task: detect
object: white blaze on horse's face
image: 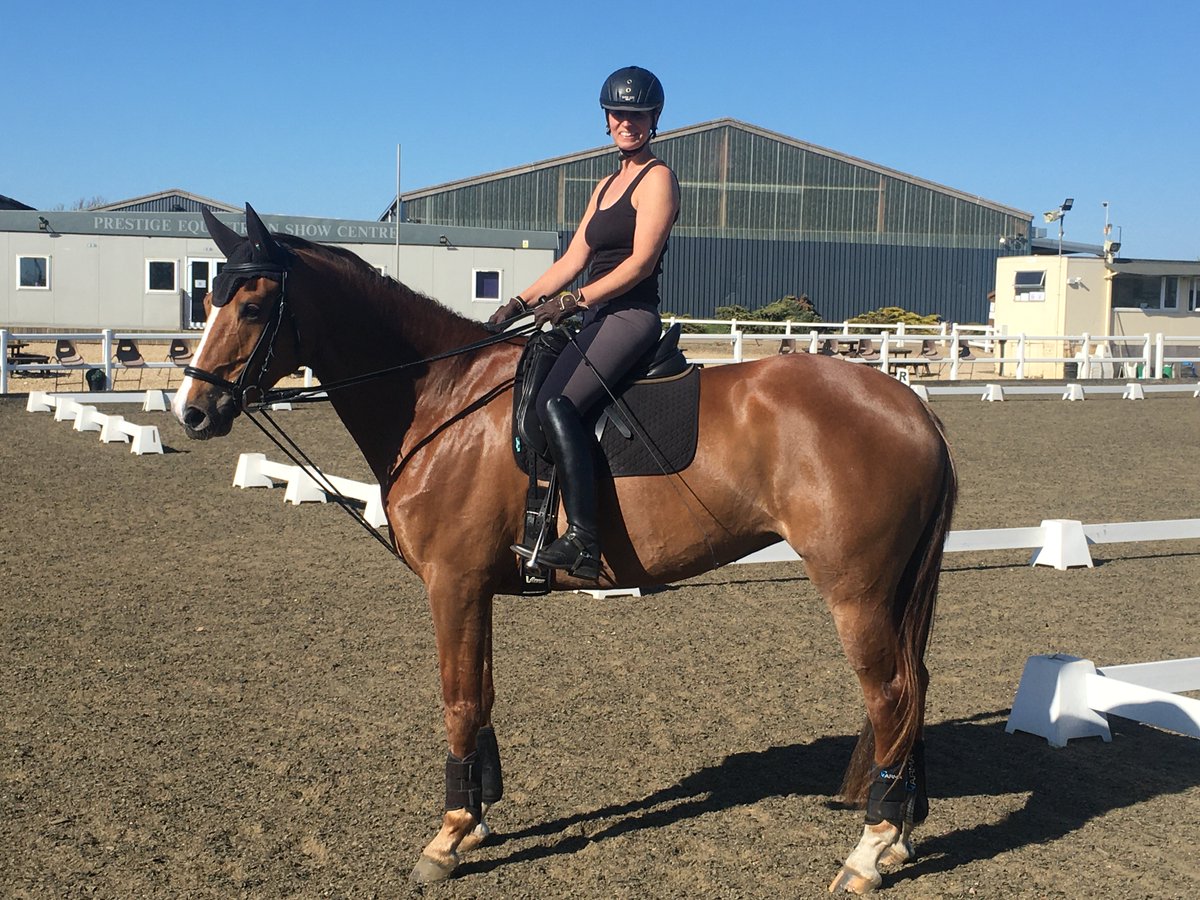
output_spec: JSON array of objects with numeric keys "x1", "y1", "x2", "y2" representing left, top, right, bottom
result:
[{"x1": 171, "y1": 299, "x2": 218, "y2": 424}]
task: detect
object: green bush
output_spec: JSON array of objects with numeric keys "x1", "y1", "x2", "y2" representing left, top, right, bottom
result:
[{"x1": 848, "y1": 306, "x2": 941, "y2": 326}]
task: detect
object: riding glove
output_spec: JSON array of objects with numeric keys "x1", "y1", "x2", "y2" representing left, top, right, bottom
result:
[
  {"x1": 486, "y1": 295, "x2": 529, "y2": 326},
  {"x1": 532, "y1": 291, "x2": 586, "y2": 328}
]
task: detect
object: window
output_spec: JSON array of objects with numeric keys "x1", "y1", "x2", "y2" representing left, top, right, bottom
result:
[
  {"x1": 1162, "y1": 276, "x2": 1179, "y2": 311},
  {"x1": 1189, "y1": 277, "x2": 1200, "y2": 313},
  {"x1": 472, "y1": 268, "x2": 502, "y2": 303},
  {"x1": 1013, "y1": 269, "x2": 1046, "y2": 302},
  {"x1": 17, "y1": 255, "x2": 50, "y2": 289},
  {"x1": 146, "y1": 259, "x2": 177, "y2": 292},
  {"x1": 1112, "y1": 274, "x2": 1181, "y2": 310}
]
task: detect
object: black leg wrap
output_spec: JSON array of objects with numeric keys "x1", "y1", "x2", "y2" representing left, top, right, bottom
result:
[
  {"x1": 864, "y1": 740, "x2": 927, "y2": 827},
  {"x1": 476, "y1": 725, "x2": 504, "y2": 804},
  {"x1": 444, "y1": 751, "x2": 482, "y2": 820}
]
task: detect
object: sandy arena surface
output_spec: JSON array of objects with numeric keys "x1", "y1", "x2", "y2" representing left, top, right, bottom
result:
[{"x1": 1, "y1": 389, "x2": 1198, "y2": 898}]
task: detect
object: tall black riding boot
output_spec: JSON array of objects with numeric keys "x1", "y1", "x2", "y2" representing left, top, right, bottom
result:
[{"x1": 534, "y1": 396, "x2": 601, "y2": 580}]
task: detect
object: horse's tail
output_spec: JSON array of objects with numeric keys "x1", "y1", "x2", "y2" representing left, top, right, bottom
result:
[{"x1": 840, "y1": 407, "x2": 957, "y2": 805}]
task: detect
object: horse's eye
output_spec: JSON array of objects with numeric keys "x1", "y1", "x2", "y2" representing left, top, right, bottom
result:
[{"x1": 240, "y1": 302, "x2": 262, "y2": 320}]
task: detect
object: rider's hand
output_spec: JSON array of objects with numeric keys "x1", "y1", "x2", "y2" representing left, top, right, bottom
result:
[
  {"x1": 532, "y1": 291, "x2": 586, "y2": 328},
  {"x1": 486, "y1": 296, "x2": 529, "y2": 326}
]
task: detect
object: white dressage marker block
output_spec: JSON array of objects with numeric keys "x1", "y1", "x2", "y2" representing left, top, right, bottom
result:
[
  {"x1": 54, "y1": 398, "x2": 83, "y2": 422},
  {"x1": 126, "y1": 423, "x2": 163, "y2": 455},
  {"x1": 100, "y1": 415, "x2": 130, "y2": 444},
  {"x1": 1008, "y1": 654, "x2": 1200, "y2": 747},
  {"x1": 1122, "y1": 382, "x2": 1145, "y2": 400},
  {"x1": 1007, "y1": 654, "x2": 1112, "y2": 747},
  {"x1": 284, "y1": 467, "x2": 332, "y2": 506},
  {"x1": 72, "y1": 404, "x2": 105, "y2": 433},
  {"x1": 26, "y1": 391, "x2": 55, "y2": 413},
  {"x1": 142, "y1": 389, "x2": 169, "y2": 411},
  {"x1": 232, "y1": 453, "x2": 385, "y2": 526},
  {"x1": 1030, "y1": 519, "x2": 1093, "y2": 570},
  {"x1": 232, "y1": 453, "x2": 322, "y2": 503},
  {"x1": 1061, "y1": 383, "x2": 1085, "y2": 401},
  {"x1": 94, "y1": 413, "x2": 162, "y2": 454},
  {"x1": 233, "y1": 452, "x2": 277, "y2": 488},
  {"x1": 981, "y1": 384, "x2": 1005, "y2": 402},
  {"x1": 578, "y1": 587, "x2": 643, "y2": 599},
  {"x1": 909, "y1": 383, "x2": 929, "y2": 401}
]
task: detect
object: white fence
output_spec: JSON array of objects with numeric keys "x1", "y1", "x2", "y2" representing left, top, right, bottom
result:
[
  {"x1": 5, "y1": 323, "x2": 1199, "y2": 394},
  {"x1": 653, "y1": 321, "x2": 1200, "y2": 383},
  {"x1": 0, "y1": 328, "x2": 317, "y2": 395}
]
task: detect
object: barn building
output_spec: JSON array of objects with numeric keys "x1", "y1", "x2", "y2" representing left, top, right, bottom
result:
[
  {"x1": 0, "y1": 190, "x2": 556, "y2": 331},
  {"x1": 387, "y1": 119, "x2": 1033, "y2": 324}
]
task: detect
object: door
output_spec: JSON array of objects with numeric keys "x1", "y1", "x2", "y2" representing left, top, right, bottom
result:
[{"x1": 186, "y1": 258, "x2": 224, "y2": 328}]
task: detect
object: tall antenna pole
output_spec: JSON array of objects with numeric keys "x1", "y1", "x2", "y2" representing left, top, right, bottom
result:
[{"x1": 394, "y1": 143, "x2": 402, "y2": 278}]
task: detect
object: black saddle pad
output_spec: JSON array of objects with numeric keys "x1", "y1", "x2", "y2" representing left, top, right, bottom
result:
[
  {"x1": 514, "y1": 365, "x2": 701, "y2": 479},
  {"x1": 593, "y1": 367, "x2": 700, "y2": 477}
]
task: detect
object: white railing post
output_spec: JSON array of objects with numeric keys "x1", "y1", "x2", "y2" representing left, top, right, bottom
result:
[
  {"x1": 732, "y1": 329, "x2": 744, "y2": 363},
  {"x1": 807, "y1": 329, "x2": 819, "y2": 354},
  {"x1": 102, "y1": 328, "x2": 115, "y2": 388},
  {"x1": 1016, "y1": 333, "x2": 1027, "y2": 380},
  {"x1": 1079, "y1": 333, "x2": 1091, "y2": 379},
  {"x1": 949, "y1": 324, "x2": 961, "y2": 380},
  {"x1": 0, "y1": 328, "x2": 9, "y2": 395},
  {"x1": 879, "y1": 331, "x2": 890, "y2": 372},
  {"x1": 1155, "y1": 332, "x2": 1166, "y2": 379}
]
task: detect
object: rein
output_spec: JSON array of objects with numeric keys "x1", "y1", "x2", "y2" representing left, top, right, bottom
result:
[{"x1": 183, "y1": 267, "x2": 538, "y2": 561}]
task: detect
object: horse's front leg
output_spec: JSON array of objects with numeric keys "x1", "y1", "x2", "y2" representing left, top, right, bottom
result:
[{"x1": 410, "y1": 578, "x2": 495, "y2": 884}]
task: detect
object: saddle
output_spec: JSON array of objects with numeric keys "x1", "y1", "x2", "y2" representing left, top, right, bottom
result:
[
  {"x1": 509, "y1": 322, "x2": 701, "y2": 595},
  {"x1": 511, "y1": 322, "x2": 700, "y2": 477}
]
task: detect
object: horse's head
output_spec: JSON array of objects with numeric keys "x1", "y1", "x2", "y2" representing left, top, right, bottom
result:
[{"x1": 173, "y1": 204, "x2": 302, "y2": 439}]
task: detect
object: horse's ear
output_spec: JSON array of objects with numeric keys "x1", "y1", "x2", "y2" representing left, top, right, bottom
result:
[
  {"x1": 202, "y1": 207, "x2": 244, "y2": 257},
  {"x1": 244, "y1": 203, "x2": 286, "y2": 263}
]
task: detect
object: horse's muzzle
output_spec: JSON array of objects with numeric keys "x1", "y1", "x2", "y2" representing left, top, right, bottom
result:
[{"x1": 178, "y1": 392, "x2": 239, "y2": 440}]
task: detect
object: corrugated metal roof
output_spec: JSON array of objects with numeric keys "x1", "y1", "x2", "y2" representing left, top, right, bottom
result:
[
  {"x1": 94, "y1": 189, "x2": 240, "y2": 214},
  {"x1": 386, "y1": 118, "x2": 1030, "y2": 221}
]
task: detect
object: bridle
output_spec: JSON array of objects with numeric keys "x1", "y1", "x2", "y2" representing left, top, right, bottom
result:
[
  {"x1": 182, "y1": 258, "x2": 297, "y2": 412},
  {"x1": 180, "y1": 251, "x2": 538, "y2": 560}
]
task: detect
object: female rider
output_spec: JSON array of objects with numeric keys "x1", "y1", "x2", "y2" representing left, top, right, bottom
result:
[{"x1": 488, "y1": 65, "x2": 680, "y2": 581}]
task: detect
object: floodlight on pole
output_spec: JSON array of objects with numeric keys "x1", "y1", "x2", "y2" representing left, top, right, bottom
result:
[{"x1": 1041, "y1": 198, "x2": 1073, "y2": 256}]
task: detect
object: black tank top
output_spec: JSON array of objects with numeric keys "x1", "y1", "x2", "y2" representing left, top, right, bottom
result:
[{"x1": 585, "y1": 159, "x2": 670, "y2": 308}]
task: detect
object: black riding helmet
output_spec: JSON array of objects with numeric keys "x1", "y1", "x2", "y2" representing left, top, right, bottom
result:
[{"x1": 599, "y1": 66, "x2": 664, "y2": 136}]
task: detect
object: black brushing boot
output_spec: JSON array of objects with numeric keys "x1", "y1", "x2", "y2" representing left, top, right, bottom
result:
[{"x1": 528, "y1": 395, "x2": 601, "y2": 580}]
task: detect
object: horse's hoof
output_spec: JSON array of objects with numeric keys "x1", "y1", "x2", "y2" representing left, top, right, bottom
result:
[
  {"x1": 456, "y1": 820, "x2": 492, "y2": 854},
  {"x1": 409, "y1": 852, "x2": 458, "y2": 884},
  {"x1": 828, "y1": 865, "x2": 882, "y2": 894}
]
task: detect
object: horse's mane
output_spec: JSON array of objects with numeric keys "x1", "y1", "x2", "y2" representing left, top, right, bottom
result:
[{"x1": 273, "y1": 232, "x2": 486, "y2": 336}]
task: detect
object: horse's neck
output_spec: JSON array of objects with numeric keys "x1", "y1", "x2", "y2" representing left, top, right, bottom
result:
[{"x1": 299, "y1": 263, "x2": 496, "y2": 481}]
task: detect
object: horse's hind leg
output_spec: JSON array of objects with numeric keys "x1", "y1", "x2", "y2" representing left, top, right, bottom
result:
[{"x1": 816, "y1": 578, "x2": 928, "y2": 894}]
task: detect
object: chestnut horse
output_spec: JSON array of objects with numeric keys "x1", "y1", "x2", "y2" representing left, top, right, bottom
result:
[{"x1": 174, "y1": 205, "x2": 956, "y2": 894}]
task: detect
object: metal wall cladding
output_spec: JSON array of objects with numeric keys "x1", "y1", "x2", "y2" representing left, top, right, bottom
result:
[
  {"x1": 401, "y1": 121, "x2": 1028, "y2": 321},
  {"x1": 560, "y1": 231, "x2": 997, "y2": 323}
]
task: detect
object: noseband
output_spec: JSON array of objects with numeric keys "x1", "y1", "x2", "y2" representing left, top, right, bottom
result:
[{"x1": 183, "y1": 258, "x2": 298, "y2": 411}]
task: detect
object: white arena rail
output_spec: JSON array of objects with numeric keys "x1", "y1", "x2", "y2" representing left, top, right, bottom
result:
[
  {"x1": 34, "y1": 395, "x2": 164, "y2": 454},
  {"x1": 738, "y1": 518, "x2": 1200, "y2": 570},
  {"x1": 233, "y1": 453, "x2": 387, "y2": 528},
  {"x1": 1006, "y1": 654, "x2": 1200, "y2": 746}
]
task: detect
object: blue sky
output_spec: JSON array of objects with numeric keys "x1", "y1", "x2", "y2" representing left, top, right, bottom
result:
[{"x1": 4, "y1": 1, "x2": 1197, "y2": 259}]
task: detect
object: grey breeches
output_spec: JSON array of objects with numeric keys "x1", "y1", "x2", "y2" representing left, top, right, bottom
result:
[{"x1": 535, "y1": 306, "x2": 661, "y2": 421}]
